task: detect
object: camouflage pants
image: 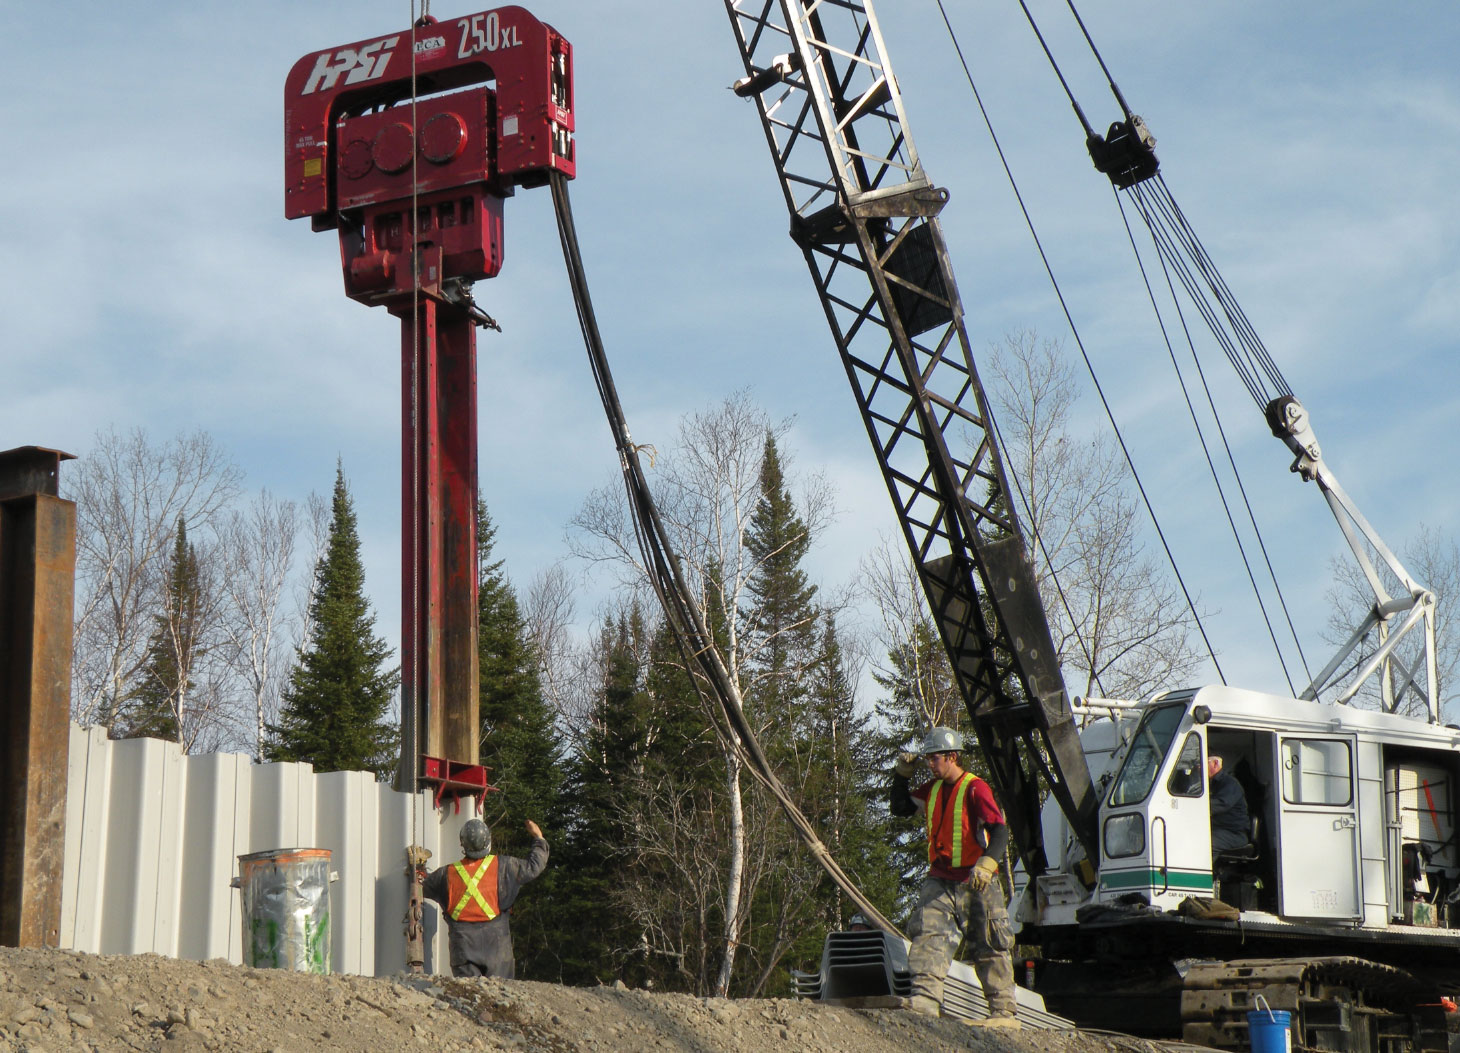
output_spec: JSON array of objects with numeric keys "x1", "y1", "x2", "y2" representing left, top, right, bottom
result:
[{"x1": 906, "y1": 875, "x2": 1017, "y2": 1017}]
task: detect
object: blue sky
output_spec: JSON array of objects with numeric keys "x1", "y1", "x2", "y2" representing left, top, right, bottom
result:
[{"x1": 5, "y1": 1, "x2": 1457, "y2": 701}]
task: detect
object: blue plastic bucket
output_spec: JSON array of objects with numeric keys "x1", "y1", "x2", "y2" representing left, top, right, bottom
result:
[{"x1": 1247, "y1": 1008, "x2": 1292, "y2": 1053}]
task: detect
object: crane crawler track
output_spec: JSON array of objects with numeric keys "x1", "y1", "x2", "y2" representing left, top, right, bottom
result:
[{"x1": 1180, "y1": 957, "x2": 1457, "y2": 1052}]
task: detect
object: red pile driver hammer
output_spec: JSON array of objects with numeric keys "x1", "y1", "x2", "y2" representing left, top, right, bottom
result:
[{"x1": 284, "y1": 8, "x2": 574, "y2": 800}]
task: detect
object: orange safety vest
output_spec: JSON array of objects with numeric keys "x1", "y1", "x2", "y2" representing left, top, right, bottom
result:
[
  {"x1": 447, "y1": 856, "x2": 501, "y2": 922},
  {"x1": 925, "y1": 772, "x2": 983, "y2": 868}
]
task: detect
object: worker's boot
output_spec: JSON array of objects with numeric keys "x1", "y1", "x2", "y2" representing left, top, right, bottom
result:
[
  {"x1": 968, "y1": 1014, "x2": 1021, "y2": 1030},
  {"x1": 907, "y1": 995, "x2": 941, "y2": 1017}
]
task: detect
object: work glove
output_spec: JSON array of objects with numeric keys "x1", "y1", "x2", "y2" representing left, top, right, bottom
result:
[
  {"x1": 968, "y1": 854, "x2": 1000, "y2": 892},
  {"x1": 893, "y1": 752, "x2": 919, "y2": 779}
]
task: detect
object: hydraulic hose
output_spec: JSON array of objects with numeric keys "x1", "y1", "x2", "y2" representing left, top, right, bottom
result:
[{"x1": 548, "y1": 170, "x2": 903, "y2": 939}]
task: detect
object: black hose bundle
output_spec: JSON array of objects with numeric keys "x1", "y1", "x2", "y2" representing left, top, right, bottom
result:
[{"x1": 548, "y1": 171, "x2": 901, "y2": 937}]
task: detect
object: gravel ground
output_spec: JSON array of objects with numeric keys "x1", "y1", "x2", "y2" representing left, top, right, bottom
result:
[{"x1": 0, "y1": 947, "x2": 1178, "y2": 1053}]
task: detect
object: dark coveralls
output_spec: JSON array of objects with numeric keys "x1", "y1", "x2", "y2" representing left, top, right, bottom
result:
[
  {"x1": 1209, "y1": 770, "x2": 1251, "y2": 853},
  {"x1": 423, "y1": 835, "x2": 549, "y2": 978}
]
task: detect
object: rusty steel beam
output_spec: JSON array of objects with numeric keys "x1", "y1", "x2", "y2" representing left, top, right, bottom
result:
[
  {"x1": 0, "y1": 446, "x2": 76, "y2": 949},
  {"x1": 397, "y1": 300, "x2": 481, "y2": 781}
]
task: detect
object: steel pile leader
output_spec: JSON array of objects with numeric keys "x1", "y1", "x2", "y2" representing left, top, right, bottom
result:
[{"x1": 283, "y1": 8, "x2": 573, "y2": 797}]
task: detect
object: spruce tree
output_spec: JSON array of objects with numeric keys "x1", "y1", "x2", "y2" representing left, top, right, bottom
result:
[
  {"x1": 742, "y1": 432, "x2": 818, "y2": 714},
  {"x1": 564, "y1": 607, "x2": 729, "y2": 993},
  {"x1": 803, "y1": 618, "x2": 899, "y2": 926},
  {"x1": 473, "y1": 499, "x2": 566, "y2": 980},
  {"x1": 561, "y1": 611, "x2": 654, "y2": 986},
  {"x1": 118, "y1": 518, "x2": 204, "y2": 743},
  {"x1": 738, "y1": 433, "x2": 852, "y2": 995},
  {"x1": 266, "y1": 465, "x2": 398, "y2": 775},
  {"x1": 639, "y1": 617, "x2": 728, "y2": 993}
]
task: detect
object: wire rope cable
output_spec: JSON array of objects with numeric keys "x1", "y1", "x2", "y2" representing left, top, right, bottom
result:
[
  {"x1": 548, "y1": 170, "x2": 902, "y2": 938},
  {"x1": 1132, "y1": 178, "x2": 1292, "y2": 407},
  {"x1": 932, "y1": 0, "x2": 1225, "y2": 682},
  {"x1": 1010, "y1": 0, "x2": 1096, "y2": 138},
  {"x1": 989, "y1": 0, "x2": 1309, "y2": 686},
  {"x1": 1113, "y1": 173, "x2": 1308, "y2": 679},
  {"x1": 407, "y1": 0, "x2": 424, "y2": 850},
  {"x1": 1115, "y1": 188, "x2": 1314, "y2": 689},
  {"x1": 1059, "y1": 0, "x2": 1137, "y2": 122},
  {"x1": 1112, "y1": 192, "x2": 1303, "y2": 695},
  {"x1": 1016, "y1": 0, "x2": 1295, "y2": 419}
]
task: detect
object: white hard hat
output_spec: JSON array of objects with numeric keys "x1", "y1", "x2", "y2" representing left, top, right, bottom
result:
[{"x1": 919, "y1": 726, "x2": 964, "y2": 755}]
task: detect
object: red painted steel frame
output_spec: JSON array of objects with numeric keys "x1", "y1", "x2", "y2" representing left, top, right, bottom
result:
[{"x1": 397, "y1": 300, "x2": 480, "y2": 773}]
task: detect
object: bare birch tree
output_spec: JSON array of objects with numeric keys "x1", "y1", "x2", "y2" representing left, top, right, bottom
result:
[
  {"x1": 218, "y1": 490, "x2": 302, "y2": 757},
  {"x1": 859, "y1": 537, "x2": 962, "y2": 733},
  {"x1": 167, "y1": 532, "x2": 249, "y2": 754},
  {"x1": 984, "y1": 330, "x2": 1202, "y2": 700},
  {"x1": 523, "y1": 562, "x2": 591, "y2": 734},
  {"x1": 289, "y1": 490, "x2": 332, "y2": 660},
  {"x1": 67, "y1": 427, "x2": 243, "y2": 732},
  {"x1": 113, "y1": 517, "x2": 249, "y2": 753}
]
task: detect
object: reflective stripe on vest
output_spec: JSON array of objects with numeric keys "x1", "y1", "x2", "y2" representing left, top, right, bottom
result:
[
  {"x1": 449, "y1": 856, "x2": 499, "y2": 922},
  {"x1": 925, "y1": 772, "x2": 978, "y2": 868}
]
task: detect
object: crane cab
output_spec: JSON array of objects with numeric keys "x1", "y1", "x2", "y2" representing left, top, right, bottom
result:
[{"x1": 1020, "y1": 685, "x2": 1460, "y2": 948}]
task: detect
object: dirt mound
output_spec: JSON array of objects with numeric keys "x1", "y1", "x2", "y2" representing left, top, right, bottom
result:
[{"x1": 0, "y1": 946, "x2": 1160, "y2": 1052}]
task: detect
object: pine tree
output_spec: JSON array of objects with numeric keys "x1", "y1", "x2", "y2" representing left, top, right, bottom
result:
[
  {"x1": 117, "y1": 518, "x2": 204, "y2": 743},
  {"x1": 473, "y1": 499, "x2": 566, "y2": 980},
  {"x1": 477, "y1": 500, "x2": 562, "y2": 826},
  {"x1": 743, "y1": 615, "x2": 901, "y2": 996},
  {"x1": 562, "y1": 606, "x2": 731, "y2": 993},
  {"x1": 638, "y1": 618, "x2": 729, "y2": 993},
  {"x1": 737, "y1": 433, "x2": 866, "y2": 995},
  {"x1": 266, "y1": 465, "x2": 398, "y2": 775}
]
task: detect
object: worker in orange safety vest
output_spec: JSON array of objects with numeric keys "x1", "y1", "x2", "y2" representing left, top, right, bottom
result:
[
  {"x1": 421, "y1": 818, "x2": 548, "y2": 978},
  {"x1": 890, "y1": 726, "x2": 1019, "y2": 1028}
]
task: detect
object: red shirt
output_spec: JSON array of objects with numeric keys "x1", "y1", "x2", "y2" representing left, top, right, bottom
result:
[{"x1": 911, "y1": 773, "x2": 1004, "y2": 882}]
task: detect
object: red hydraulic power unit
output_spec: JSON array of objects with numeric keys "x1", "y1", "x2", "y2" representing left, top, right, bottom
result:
[{"x1": 284, "y1": 9, "x2": 574, "y2": 804}]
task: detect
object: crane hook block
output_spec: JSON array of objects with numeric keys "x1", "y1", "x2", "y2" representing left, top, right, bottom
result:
[
  {"x1": 1086, "y1": 115, "x2": 1158, "y2": 189},
  {"x1": 284, "y1": 7, "x2": 574, "y2": 304}
]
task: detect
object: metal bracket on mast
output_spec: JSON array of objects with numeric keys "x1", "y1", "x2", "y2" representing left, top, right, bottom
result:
[{"x1": 790, "y1": 181, "x2": 948, "y2": 248}]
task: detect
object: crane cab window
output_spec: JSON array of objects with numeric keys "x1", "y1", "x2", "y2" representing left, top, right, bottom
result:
[
  {"x1": 1281, "y1": 739, "x2": 1352, "y2": 806},
  {"x1": 1167, "y1": 733, "x2": 1204, "y2": 798},
  {"x1": 1110, "y1": 705, "x2": 1184, "y2": 807}
]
